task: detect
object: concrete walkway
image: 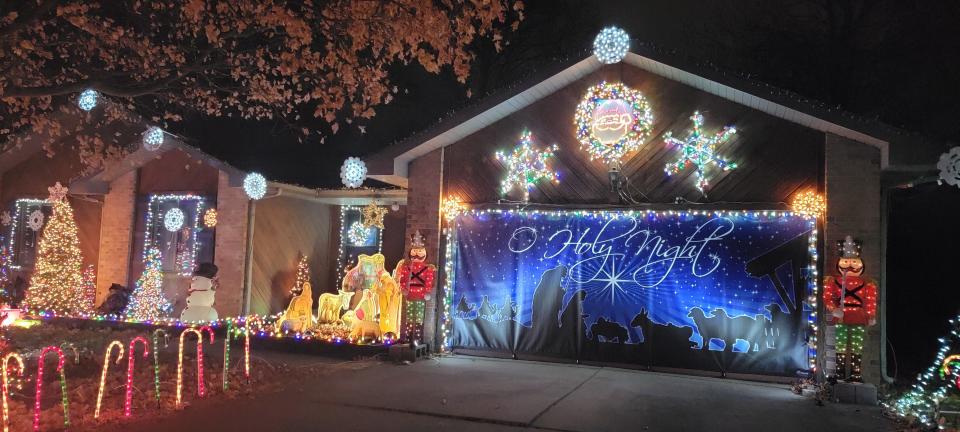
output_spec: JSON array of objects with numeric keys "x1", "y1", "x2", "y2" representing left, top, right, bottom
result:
[{"x1": 101, "y1": 355, "x2": 893, "y2": 432}]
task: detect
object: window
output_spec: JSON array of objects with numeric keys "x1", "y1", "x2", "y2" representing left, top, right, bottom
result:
[
  {"x1": 7, "y1": 199, "x2": 52, "y2": 270},
  {"x1": 143, "y1": 194, "x2": 214, "y2": 276}
]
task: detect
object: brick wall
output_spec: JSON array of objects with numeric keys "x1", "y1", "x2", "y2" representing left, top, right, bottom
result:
[
  {"x1": 404, "y1": 148, "x2": 444, "y2": 349},
  {"x1": 824, "y1": 133, "x2": 883, "y2": 383},
  {"x1": 214, "y1": 172, "x2": 249, "y2": 316},
  {"x1": 95, "y1": 170, "x2": 136, "y2": 304}
]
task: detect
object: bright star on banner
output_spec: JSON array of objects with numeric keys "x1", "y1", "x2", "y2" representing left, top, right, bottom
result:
[
  {"x1": 663, "y1": 111, "x2": 738, "y2": 194},
  {"x1": 495, "y1": 130, "x2": 559, "y2": 202}
]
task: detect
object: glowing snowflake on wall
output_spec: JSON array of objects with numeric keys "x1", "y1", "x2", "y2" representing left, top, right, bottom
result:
[
  {"x1": 27, "y1": 210, "x2": 44, "y2": 231},
  {"x1": 203, "y1": 208, "x2": 218, "y2": 228},
  {"x1": 163, "y1": 208, "x2": 185, "y2": 232},
  {"x1": 593, "y1": 27, "x2": 630, "y2": 64},
  {"x1": 575, "y1": 82, "x2": 654, "y2": 166},
  {"x1": 938, "y1": 146, "x2": 960, "y2": 188},
  {"x1": 663, "y1": 111, "x2": 738, "y2": 193},
  {"x1": 495, "y1": 130, "x2": 559, "y2": 202},
  {"x1": 77, "y1": 89, "x2": 99, "y2": 111},
  {"x1": 791, "y1": 190, "x2": 826, "y2": 219},
  {"x1": 243, "y1": 173, "x2": 267, "y2": 200},
  {"x1": 143, "y1": 126, "x2": 165, "y2": 151},
  {"x1": 347, "y1": 221, "x2": 371, "y2": 246},
  {"x1": 340, "y1": 157, "x2": 367, "y2": 188}
]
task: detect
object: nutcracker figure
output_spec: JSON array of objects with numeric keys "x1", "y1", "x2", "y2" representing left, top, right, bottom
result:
[
  {"x1": 393, "y1": 231, "x2": 436, "y2": 344},
  {"x1": 824, "y1": 236, "x2": 877, "y2": 381}
]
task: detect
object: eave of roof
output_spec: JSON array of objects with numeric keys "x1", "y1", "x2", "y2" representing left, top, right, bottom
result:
[{"x1": 365, "y1": 44, "x2": 917, "y2": 188}]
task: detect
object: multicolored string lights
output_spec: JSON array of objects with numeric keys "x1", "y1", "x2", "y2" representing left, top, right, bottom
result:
[
  {"x1": 2, "y1": 353, "x2": 24, "y2": 432},
  {"x1": 125, "y1": 336, "x2": 149, "y2": 417},
  {"x1": 495, "y1": 130, "x2": 559, "y2": 202},
  {"x1": 95, "y1": 341, "x2": 124, "y2": 419},
  {"x1": 663, "y1": 111, "x2": 738, "y2": 193},
  {"x1": 575, "y1": 81, "x2": 654, "y2": 166},
  {"x1": 33, "y1": 346, "x2": 70, "y2": 431}
]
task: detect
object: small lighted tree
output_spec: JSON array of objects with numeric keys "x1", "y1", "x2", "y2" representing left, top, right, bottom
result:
[
  {"x1": 81, "y1": 265, "x2": 97, "y2": 313},
  {"x1": 125, "y1": 248, "x2": 171, "y2": 320},
  {"x1": 292, "y1": 255, "x2": 311, "y2": 296},
  {"x1": 0, "y1": 246, "x2": 12, "y2": 306},
  {"x1": 22, "y1": 183, "x2": 86, "y2": 315}
]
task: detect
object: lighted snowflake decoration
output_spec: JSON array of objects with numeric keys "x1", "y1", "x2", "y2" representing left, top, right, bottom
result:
[
  {"x1": 47, "y1": 182, "x2": 69, "y2": 202},
  {"x1": 593, "y1": 26, "x2": 630, "y2": 64},
  {"x1": 937, "y1": 146, "x2": 960, "y2": 188},
  {"x1": 203, "y1": 208, "x2": 218, "y2": 228},
  {"x1": 347, "y1": 221, "x2": 371, "y2": 246},
  {"x1": 142, "y1": 126, "x2": 165, "y2": 151},
  {"x1": 495, "y1": 130, "x2": 559, "y2": 202},
  {"x1": 575, "y1": 82, "x2": 654, "y2": 165},
  {"x1": 163, "y1": 208, "x2": 185, "y2": 232},
  {"x1": 243, "y1": 172, "x2": 267, "y2": 200},
  {"x1": 77, "y1": 89, "x2": 99, "y2": 111},
  {"x1": 27, "y1": 210, "x2": 44, "y2": 232},
  {"x1": 791, "y1": 190, "x2": 826, "y2": 219},
  {"x1": 0, "y1": 211, "x2": 11, "y2": 227},
  {"x1": 441, "y1": 196, "x2": 465, "y2": 224},
  {"x1": 340, "y1": 157, "x2": 367, "y2": 188},
  {"x1": 361, "y1": 202, "x2": 387, "y2": 229},
  {"x1": 663, "y1": 111, "x2": 738, "y2": 193}
]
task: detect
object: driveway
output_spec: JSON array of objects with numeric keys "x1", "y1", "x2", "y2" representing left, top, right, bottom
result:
[{"x1": 101, "y1": 354, "x2": 893, "y2": 432}]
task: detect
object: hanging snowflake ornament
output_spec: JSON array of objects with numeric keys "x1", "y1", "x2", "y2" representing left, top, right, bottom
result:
[
  {"x1": 163, "y1": 208, "x2": 185, "y2": 232},
  {"x1": 47, "y1": 182, "x2": 69, "y2": 202},
  {"x1": 937, "y1": 146, "x2": 960, "y2": 188},
  {"x1": 340, "y1": 157, "x2": 367, "y2": 188},
  {"x1": 243, "y1": 173, "x2": 267, "y2": 200},
  {"x1": 593, "y1": 26, "x2": 630, "y2": 64},
  {"x1": 361, "y1": 202, "x2": 387, "y2": 229},
  {"x1": 663, "y1": 111, "x2": 738, "y2": 194},
  {"x1": 495, "y1": 130, "x2": 560, "y2": 202},
  {"x1": 575, "y1": 82, "x2": 654, "y2": 166},
  {"x1": 142, "y1": 126, "x2": 165, "y2": 151},
  {"x1": 347, "y1": 221, "x2": 371, "y2": 246},
  {"x1": 27, "y1": 210, "x2": 44, "y2": 232},
  {"x1": 0, "y1": 211, "x2": 11, "y2": 227},
  {"x1": 77, "y1": 89, "x2": 99, "y2": 111}
]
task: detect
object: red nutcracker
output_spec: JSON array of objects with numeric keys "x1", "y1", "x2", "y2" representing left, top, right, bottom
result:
[
  {"x1": 823, "y1": 236, "x2": 877, "y2": 381},
  {"x1": 393, "y1": 231, "x2": 436, "y2": 344}
]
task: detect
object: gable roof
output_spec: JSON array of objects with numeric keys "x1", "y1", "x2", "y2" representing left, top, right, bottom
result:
[{"x1": 365, "y1": 44, "x2": 923, "y2": 188}]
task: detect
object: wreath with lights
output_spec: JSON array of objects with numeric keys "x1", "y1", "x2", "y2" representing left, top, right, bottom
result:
[{"x1": 574, "y1": 82, "x2": 653, "y2": 165}]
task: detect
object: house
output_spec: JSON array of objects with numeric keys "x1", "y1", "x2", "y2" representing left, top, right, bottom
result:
[
  {"x1": 363, "y1": 42, "x2": 941, "y2": 383},
  {"x1": 1, "y1": 106, "x2": 407, "y2": 320}
]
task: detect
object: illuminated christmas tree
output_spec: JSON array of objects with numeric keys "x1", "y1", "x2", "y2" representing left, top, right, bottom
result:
[
  {"x1": 125, "y1": 247, "x2": 171, "y2": 320},
  {"x1": 22, "y1": 183, "x2": 86, "y2": 315},
  {"x1": 81, "y1": 265, "x2": 96, "y2": 313},
  {"x1": 292, "y1": 255, "x2": 311, "y2": 295}
]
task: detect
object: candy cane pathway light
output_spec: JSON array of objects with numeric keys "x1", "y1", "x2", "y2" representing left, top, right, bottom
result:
[
  {"x1": 33, "y1": 346, "x2": 70, "y2": 431},
  {"x1": 2, "y1": 353, "x2": 24, "y2": 432},
  {"x1": 177, "y1": 327, "x2": 215, "y2": 407},
  {"x1": 95, "y1": 341, "x2": 124, "y2": 419},
  {"x1": 125, "y1": 336, "x2": 149, "y2": 417}
]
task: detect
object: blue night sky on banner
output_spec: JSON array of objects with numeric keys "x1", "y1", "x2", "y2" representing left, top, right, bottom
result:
[{"x1": 453, "y1": 210, "x2": 816, "y2": 342}]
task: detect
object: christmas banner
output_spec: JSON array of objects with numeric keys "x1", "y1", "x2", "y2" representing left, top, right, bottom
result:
[{"x1": 450, "y1": 210, "x2": 817, "y2": 376}]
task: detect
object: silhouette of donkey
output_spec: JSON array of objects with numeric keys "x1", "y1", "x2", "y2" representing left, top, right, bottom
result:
[{"x1": 590, "y1": 317, "x2": 629, "y2": 343}]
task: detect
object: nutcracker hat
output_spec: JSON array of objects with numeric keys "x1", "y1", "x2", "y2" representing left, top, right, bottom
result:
[
  {"x1": 836, "y1": 235, "x2": 861, "y2": 259},
  {"x1": 411, "y1": 230, "x2": 426, "y2": 248}
]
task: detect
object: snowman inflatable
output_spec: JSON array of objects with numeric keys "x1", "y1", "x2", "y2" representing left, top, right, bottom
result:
[{"x1": 180, "y1": 263, "x2": 219, "y2": 322}]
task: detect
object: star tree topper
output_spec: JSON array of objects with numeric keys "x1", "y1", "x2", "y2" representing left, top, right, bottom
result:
[
  {"x1": 663, "y1": 112, "x2": 738, "y2": 193},
  {"x1": 47, "y1": 182, "x2": 69, "y2": 202},
  {"x1": 495, "y1": 130, "x2": 559, "y2": 202},
  {"x1": 361, "y1": 202, "x2": 387, "y2": 229}
]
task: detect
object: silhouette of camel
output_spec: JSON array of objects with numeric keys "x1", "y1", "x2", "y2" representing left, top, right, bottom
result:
[{"x1": 590, "y1": 317, "x2": 628, "y2": 344}]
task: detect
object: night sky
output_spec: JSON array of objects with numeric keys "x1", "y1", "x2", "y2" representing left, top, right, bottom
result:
[{"x1": 165, "y1": 0, "x2": 960, "y2": 382}]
